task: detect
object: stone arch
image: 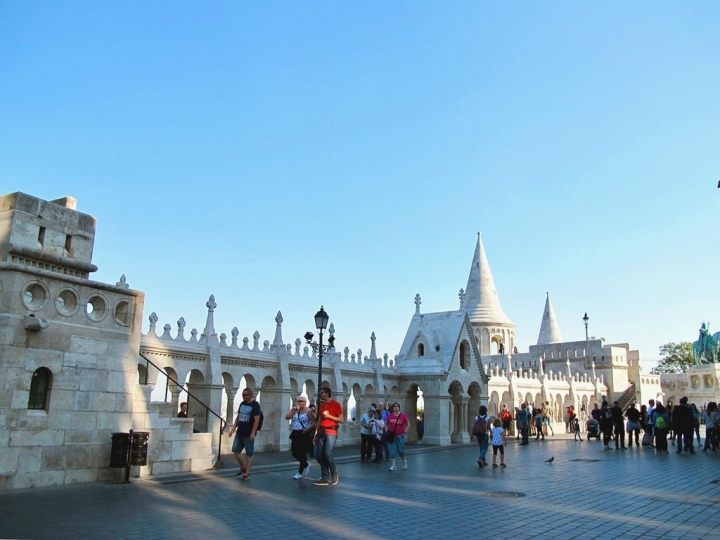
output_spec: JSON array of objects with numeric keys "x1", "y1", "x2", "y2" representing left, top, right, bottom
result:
[
  {"x1": 468, "y1": 381, "x2": 482, "y2": 429},
  {"x1": 137, "y1": 363, "x2": 147, "y2": 385},
  {"x1": 448, "y1": 380, "x2": 467, "y2": 440},
  {"x1": 28, "y1": 367, "x2": 52, "y2": 411},
  {"x1": 364, "y1": 383, "x2": 374, "y2": 396},
  {"x1": 490, "y1": 391, "x2": 500, "y2": 417},
  {"x1": 405, "y1": 383, "x2": 421, "y2": 443},
  {"x1": 261, "y1": 375, "x2": 276, "y2": 390},
  {"x1": 491, "y1": 334, "x2": 502, "y2": 355}
]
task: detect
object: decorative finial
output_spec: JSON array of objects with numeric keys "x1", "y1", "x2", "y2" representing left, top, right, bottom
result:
[
  {"x1": 458, "y1": 288, "x2": 465, "y2": 309},
  {"x1": 206, "y1": 295, "x2": 217, "y2": 311},
  {"x1": 275, "y1": 311, "x2": 283, "y2": 325},
  {"x1": 116, "y1": 274, "x2": 129, "y2": 289},
  {"x1": 414, "y1": 293, "x2": 421, "y2": 314}
]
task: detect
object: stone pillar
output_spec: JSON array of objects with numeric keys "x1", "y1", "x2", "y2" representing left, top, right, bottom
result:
[
  {"x1": 451, "y1": 397, "x2": 471, "y2": 444},
  {"x1": 422, "y1": 395, "x2": 451, "y2": 446},
  {"x1": 225, "y1": 386, "x2": 238, "y2": 426},
  {"x1": 254, "y1": 388, "x2": 292, "y2": 452},
  {"x1": 170, "y1": 389, "x2": 181, "y2": 418}
]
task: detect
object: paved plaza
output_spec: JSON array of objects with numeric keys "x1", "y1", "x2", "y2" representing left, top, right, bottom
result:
[{"x1": 2, "y1": 435, "x2": 720, "y2": 540}]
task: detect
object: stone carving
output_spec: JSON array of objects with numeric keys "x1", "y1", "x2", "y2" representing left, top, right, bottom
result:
[
  {"x1": 116, "y1": 274, "x2": 129, "y2": 289},
  {"x1": 693, "y1": 322, "x2": 720, "y2": 364},
  {"x1": 458, "y1": 288, "x2": 465, "y2": 309},
  {"x1": 252, "y1": 331, "x2": 260, "y2": 351},
  {"x1": 231, "y1": 327, "x2": 239, "y2": 347},
  {"x1": 414, "y1": 293, "x2": 422, "y2": 314},
  {"x1": 148, "y1": 312, "x2": 158, "y2": 334}
]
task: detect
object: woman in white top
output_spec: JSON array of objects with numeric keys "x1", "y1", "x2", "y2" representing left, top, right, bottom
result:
[
  {"x1": 369, "y1": 409, "x2": 385, "y2": 464},
  {"x1": 285, "y1": 397, "x2": 316, "y2": 479}
]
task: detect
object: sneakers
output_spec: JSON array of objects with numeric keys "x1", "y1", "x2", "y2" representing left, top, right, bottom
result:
[
  {"x1": 492, "y1": 464, "x2": 498, "y2": 468},
  {"x1": 293, "y1": 473, "x2": 303, "y2": 479},
  {"x1": 403, "y1": 461, "x2": 408, "y2": 470},
  {"x1": 389, "y1": 465, "x2": 397, "y2": 471},
  {"x1": 314, "y1": 478, "x2": 329, "y2": 486},
  {"x1": 242, "y1": 472, "x2": 250, "y2": 480},
  {"x1": 303, "y1": 464, "x2": 310, "y2": 476},
  {"x1": 235, "y1": 468, "x2": 246, "y2": 477},
  {"x1": 477, "y1": 459, "x2": 483, "y2": 467},
  {"x1": 500, "y1": 463, "x2": 507, "y2": 468},
  {"x1": 331, "y1": 474, "x2": 339, "y2": 485}
]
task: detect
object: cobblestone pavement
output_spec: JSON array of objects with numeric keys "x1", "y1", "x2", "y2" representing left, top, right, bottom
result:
[{"x1": 2, "y1": 435, "x2": 720, "y2": 539}]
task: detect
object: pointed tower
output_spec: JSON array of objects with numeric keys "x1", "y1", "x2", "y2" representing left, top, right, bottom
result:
[
  {"x1": 463, "y1": 233, "x2": 515, "y2": 355},
  {"x1": 537, "y1": 292, "x2": 563, "y2": 345}
]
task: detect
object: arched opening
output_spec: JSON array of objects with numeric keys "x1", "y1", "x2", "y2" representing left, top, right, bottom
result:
[
  {"x1": 28, "y1": 367, "x2": 52, "y2": 410},
  {"x1": 404, "y1": 383, "x2": 422, "y2": 443},
  {"x1": 459, "y1": 340, "x2": 470, "y2": 370},
  {"x1": 418, "y1": 343, "x2": 425, "y2": 357}
]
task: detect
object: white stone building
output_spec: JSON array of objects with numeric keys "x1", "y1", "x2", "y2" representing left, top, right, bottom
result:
[{"x1": 0, "y1": 192, "x2": 661, "y2": 490}]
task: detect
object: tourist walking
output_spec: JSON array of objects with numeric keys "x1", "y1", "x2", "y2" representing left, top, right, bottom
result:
[
  {"x1": 534, "y1": 408, "x2": 545, "y2": 440},
  {"x1": 600, "y1": 401, "x2": 614, "y2": 450},
  {"x1": 228, "y1": 387, "x2": 262, "y2": 480},
  {"x1": 386, "y1": 403, "x2": 410, "y2": 471},
  {"x1": 490, "y1": 418, "x2": 507, "y2": 468},
  {"x1": 473, "y1": 405, "x2": 490, "y2": 466},
  {"x1": 359, "y1": 405, "x2": 376, "y2": 462},
  {"x1": 625, "y1": 402, "x2": 641, "y2": 447},
  {"x1": 516, "y1": 403, "x2": 530, "y2": 445},
  {"x1": 611, "y1": 400, "x2": 626, "y2": 449},
  {"x1": 653, "y1": 403, "x2": 670, "y2": 454},
  {"x1": 702, "y1": 402, "x2": 717, "y2": 452},
  {"x1": 285, "y1": 396, "x2": 315, "y2": 479},
  {"x1": 646, "y1": 399, "x2": 656, "y2": 447},
  {"x1": 572, "y1": 417, "x2": 582, "y2": 441},
  {"x1": 542, "y1": 402, "x2": 554, "y2": 436},
  {"x1": 674, "y1": 397, "x2": 695, "y2": 454},
  {"x1": 314, "y1": 387, "x2": 344, "y2": 486},
  {"x1": 500, "y1": 404, "x2": 512, "y2": 436}
]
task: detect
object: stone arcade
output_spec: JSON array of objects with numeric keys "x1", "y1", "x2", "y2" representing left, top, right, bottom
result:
[{"x1": 0, "y1": 192, "x2": 658, "y2": 490}]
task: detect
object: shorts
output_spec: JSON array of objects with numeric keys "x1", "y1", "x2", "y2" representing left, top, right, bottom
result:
[
  {"x1": 232, "y1": 435, "x2": 254, "y2": 456},
  {"x1": 492, "y1": 444, "x2": 504, "y2": 455},
  {"x1": 502, "y1": 420, "x2": 511, "y2": 430}
]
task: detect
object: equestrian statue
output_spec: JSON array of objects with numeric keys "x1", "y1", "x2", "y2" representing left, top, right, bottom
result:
[{"x1": 692, "y1": 322, "x2": 720, "y2": 364}]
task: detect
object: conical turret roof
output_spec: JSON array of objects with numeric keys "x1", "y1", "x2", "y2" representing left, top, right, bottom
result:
[
  {"x1": 464, "y1": 233, "x2": 513, "y2": 326},
  {"x1": 537, "y1": 292, "x2": 563, "y2": 344}
]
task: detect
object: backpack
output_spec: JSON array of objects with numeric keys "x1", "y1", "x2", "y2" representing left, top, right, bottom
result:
[
  {"x1": 472, "y1": 415, "x2": 488, "y2": 437},
  {"x1": 655, "y1": 414, "x2": 667, "y2": 430},
  {"x1": 501, "y1": 410, "x2": 512, "y2": 422}
]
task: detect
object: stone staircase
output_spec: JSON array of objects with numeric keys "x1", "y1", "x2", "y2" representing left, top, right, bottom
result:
[
  {"x1": 617, "y1": 383, "x2": 637, "y2": 412},
  {"x1": 133, "y1": 385, "x2": 216, "y2": 477}
]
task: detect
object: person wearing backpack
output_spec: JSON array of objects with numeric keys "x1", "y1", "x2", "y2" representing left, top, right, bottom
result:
[
  {"x1": 652, "y1": 403, "x2": 670, "y2": 454},
  {"x1": 500, "y1": 404, "x2": 512, "y2": 436},
  {"x1": 472, "y1": 405, "x2": 490, "y2": 466},
  {"x1": 228, "y1": 387, "x2": 262, "y2": 480}
]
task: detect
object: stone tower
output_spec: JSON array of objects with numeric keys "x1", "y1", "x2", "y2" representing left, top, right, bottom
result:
[
  {"x1": 536, "y1": 292, "x2": 563, "y2": 345},
  {"x1": 0, "y1": 192, "x2": 145, "y2": 489},
  {"x1": 463, "y1": 233, "x2": 515, "y2": 355}
]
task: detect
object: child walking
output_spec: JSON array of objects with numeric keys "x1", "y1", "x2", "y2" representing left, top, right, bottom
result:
[
  {"x1": 573, "y1": 417, "x2": 583, "y2": 441},
  {"x1": 491, "y1": 418, "x2": 506, "y2": 468}
]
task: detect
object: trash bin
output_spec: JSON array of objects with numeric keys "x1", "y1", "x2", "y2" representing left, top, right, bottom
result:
[
  {"x1": 109, "y1": 432, "x2": 131, "y2": 468},
  {"x1": 130, "y1": 431, "x2": 150, "y2": 466}
]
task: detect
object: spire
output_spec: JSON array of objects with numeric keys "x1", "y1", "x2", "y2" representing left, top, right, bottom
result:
[
  {"x1": 200, "y1": 295, "x2": 217, "y2": 343},
  {"x1": 537, "y1": 292, "x2": 563, "y2": 345},
  {"x1": 463, "y1": 232, "x2": 513, "y2": 325}
]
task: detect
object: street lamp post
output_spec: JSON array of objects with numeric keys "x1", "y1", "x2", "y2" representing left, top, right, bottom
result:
[
  {"x1": 583, "y1": 312, "x2": 589, "y2": 341},
  {"x1": 304, "y1": 306, "x2": 335, "y2": 412}
]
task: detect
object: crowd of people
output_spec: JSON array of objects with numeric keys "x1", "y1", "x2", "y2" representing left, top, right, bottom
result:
[
  {"x1": 470, "y1": 396, "x2": 719, "y2": 464},
  {"x1": 223, "y1": 387, "x2": 718, "y2": 485}
]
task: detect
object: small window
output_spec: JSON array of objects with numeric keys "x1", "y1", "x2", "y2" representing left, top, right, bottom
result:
[
  {"x1": 418, "y1": 343, "x2": 425, "y2": 357},
  {"x1": 28, "y1": 367, "x2": 52, "y2": 410},
  {"x1": 64, "y1": 234, "x2": 73, "y2": 255},
  {"x1": 38, "y1": 226, "x2": 46, "y2": 245}
]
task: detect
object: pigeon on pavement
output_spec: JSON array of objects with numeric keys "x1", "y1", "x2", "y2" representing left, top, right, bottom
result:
[{"x1": 545, "y1": 457, "x2": 554, "y2": 463}]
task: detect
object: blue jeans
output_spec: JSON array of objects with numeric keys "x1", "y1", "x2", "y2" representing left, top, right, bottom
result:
[
  {"x1": 477, "y1": 433, "x2": 489, "y2": 462},
  {"x1": 315, "y1": 433, "x2": 337, "y2": 479}
]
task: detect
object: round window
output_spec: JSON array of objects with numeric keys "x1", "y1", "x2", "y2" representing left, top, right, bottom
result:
[
  {"x1": 22, "y1": 282, "x2": 49, "y2": 311},
  {"x1": 55, "y1": 288, "x2": 80, "y2": 316},
  {"x1": 85, "y1": 294, "x2": 108, "y2": 322}
]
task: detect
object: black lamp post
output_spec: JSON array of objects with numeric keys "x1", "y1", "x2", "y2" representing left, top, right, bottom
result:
[
  {"x1": 304, "y1": 306, "x2": 335, "y2": 411},
  {"x1": 583, "y1": 312, "x2": 589, "y2": 341}
]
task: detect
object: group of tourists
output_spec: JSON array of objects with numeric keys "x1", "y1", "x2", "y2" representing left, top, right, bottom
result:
[
  {"x1": 226, "y1": 387, "x2": 718, "y2": 485},
  {"x1": 226, "y1": 387, "x2": 411, "y2": 486}
]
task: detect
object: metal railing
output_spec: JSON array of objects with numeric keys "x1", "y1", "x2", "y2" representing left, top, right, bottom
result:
[{"x1": 139, "y1": 352, "x2": 226, "y2": 464}]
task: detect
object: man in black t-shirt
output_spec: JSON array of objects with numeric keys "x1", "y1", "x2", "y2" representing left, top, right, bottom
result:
[
  {"x1": 624, "y1": 403, "x2": 641, "y2": 447},
  {"x1": 610, "y1": 401, "x2": 626, "y2": 449},
  {"x1": 228, "y1": 387, "x2": 262, "y2": 479}
]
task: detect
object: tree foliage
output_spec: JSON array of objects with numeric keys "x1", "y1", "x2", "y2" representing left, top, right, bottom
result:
[{"x1": 651, "y1": 342, "x2": 694, "y2": 374}]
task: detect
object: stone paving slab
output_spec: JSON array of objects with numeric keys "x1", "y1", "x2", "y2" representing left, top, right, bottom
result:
[{"x1": 2, "y1": 436, "x2": 720, "y2": 539}]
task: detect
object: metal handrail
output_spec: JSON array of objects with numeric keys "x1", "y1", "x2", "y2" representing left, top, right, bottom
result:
[{"x1": 139, "y1": 352, "x2": 226, "y2": 465}]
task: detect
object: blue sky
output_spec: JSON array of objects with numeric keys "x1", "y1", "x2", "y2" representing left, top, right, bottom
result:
[{"x1": 1, "y1": 2, "x2": 719, "y2": 369}]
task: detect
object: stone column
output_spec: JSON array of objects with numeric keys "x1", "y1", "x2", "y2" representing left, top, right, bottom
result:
[
  {"x1": 186, "y1": 383, "x2": 225, "y2": 456},
  {"x1": 225, "y1": 386, "x2": 238, "y2": 426},
  {"x1": 421, "y1": 395, "x2": 451, "y2": 446},
  {"x1": 170, "y1": 388, "x2": 181, "y2": 418}
]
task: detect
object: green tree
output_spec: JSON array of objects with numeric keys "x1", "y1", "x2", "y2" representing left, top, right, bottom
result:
[{"x1": 651, "y1": 342, "x2": 694, "y2": 374}]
